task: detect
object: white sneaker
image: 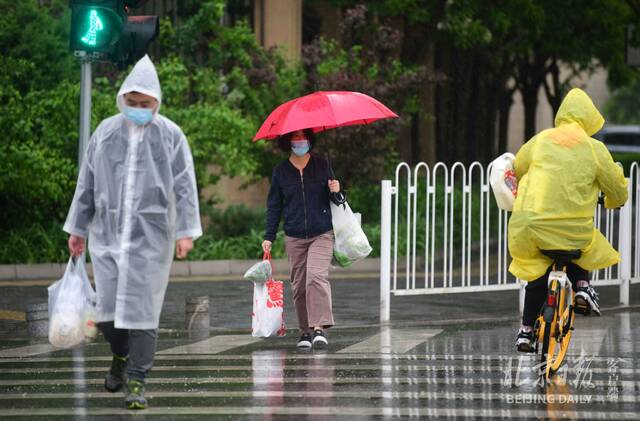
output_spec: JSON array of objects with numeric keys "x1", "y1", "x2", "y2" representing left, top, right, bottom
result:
[
  {"x1": 516, "y1": 329, "x2": 535, "y2": 353},
  {"x1": 312, "y1": 329, "x2": 328, "y2": 348},
  {"x1": 297, "y1": 332, "x2": 312, "y2": 348},
  {"x1": 575, "y1": 285, "x2": 601, "y2": 316}
]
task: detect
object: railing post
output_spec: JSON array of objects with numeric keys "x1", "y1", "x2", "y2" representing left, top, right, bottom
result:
[
  {"x1": 618, "y1": 178, "x2": 632, "y2": 306},
  {"x1": 380, "y1": 179, "x2": 392, "y2": 323}
]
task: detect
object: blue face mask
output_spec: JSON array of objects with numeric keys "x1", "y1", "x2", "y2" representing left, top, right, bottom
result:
[
  {"x1": 291, "y1": 139, "x2": 310, "y2": 156},
  {"x1": 125, "y1": 106, "x2": 154, "y2": 126}
]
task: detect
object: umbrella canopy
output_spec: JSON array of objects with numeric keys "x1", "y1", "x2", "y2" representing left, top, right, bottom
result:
[{"x1": 253, "y1": 91, "x2": 398, "y2": 141}]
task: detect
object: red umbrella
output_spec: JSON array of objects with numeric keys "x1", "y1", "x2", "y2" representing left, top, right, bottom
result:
[{"x1": 253, "y1": 91, "x2": 398, "y2": 141}]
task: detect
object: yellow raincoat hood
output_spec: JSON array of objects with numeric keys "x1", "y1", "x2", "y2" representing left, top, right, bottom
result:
[
  {"x1": 554, "y1": 88, "x2": 604, "y2": 136},
  {"x1": 508, "y1": 88, "x2": 628, "y2": 281}
]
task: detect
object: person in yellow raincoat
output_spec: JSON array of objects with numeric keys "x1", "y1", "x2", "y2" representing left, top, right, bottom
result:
[{"x1": 509, "y1": 88, "x2": 628, "y2": 352}]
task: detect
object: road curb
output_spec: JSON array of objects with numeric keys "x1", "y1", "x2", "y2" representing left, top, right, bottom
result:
[
  {"x1": 0, "y1": 258, "x2": 393, "y2": 282},
  {"x1": 159, "y1": 304, "x2": 640, "y2": 335}
]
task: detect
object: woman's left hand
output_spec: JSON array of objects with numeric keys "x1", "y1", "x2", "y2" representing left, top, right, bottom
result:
[{"x1": 328, "y1": 179, "x2": 340, "y2": 193}]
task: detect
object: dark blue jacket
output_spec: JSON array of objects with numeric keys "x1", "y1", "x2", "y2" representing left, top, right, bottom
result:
[{"x1": 265, "y1": 154, "x2": 338, "y2": 241}]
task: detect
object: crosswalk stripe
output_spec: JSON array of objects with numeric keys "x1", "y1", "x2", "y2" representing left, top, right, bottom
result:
[
  {"x1": 0, "y1": 353, "x2": 636, "y2": 364},
  {"x1": 0, "y1": 364, "x2": 637, "y2": 376},
  {"x1": 0, "y1": 406, "x2": 636, "y2": 418},
  {"x1": 337, "y1": 328, "x2": 443, "y2": 353},
  {"x1": 157, "y1": 335, "x2": 262, "y2": 355},
  {"x1": 0, "y1": 343, "x2": 57, "y2": 358},
  {"x1": 569, "y1": 328, "x2": 608, "y2": 356},
  {"x1": 0, "y1": 376, "x2": 637, "y2": 388},
  {"x1": 0, "y1": 390, "x2": 633, "y2": 403}
]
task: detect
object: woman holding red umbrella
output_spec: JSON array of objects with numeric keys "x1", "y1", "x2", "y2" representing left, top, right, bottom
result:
[
  {"x1": 255, "y1": 90, "x2": 397, "y2": 348},
  {"x1": 261, "y1": 129, "x2": 345, "y2": 349}
]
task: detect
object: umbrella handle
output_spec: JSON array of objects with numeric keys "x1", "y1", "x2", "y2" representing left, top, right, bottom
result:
[
  {"x1": 325, "y1": 153, "x2": 346, "y2": 207},
  {"x1": 326, "y1": 153, "x2": 337, "y2": 180}
]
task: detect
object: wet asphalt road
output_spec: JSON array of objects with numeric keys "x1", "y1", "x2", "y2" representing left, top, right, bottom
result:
[
  {"x1": 0, "y1": 277, "x2": 638, "y2": 419},
  {"x1": 0, "y1": 309, "x2": 638, "y2": 419}
]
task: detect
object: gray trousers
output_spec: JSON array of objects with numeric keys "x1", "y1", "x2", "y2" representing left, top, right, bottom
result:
[{"x1": 98, "y1": 322, "x2": 157, "y2": 382}]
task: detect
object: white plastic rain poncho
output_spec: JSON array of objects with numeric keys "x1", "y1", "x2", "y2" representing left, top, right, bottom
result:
[
  {"x1": 508, "y1": 88, "x2": 628, "y2": 281},
  {"x1": 64, "y1": 55, "x2": 202, "y2": 329}
]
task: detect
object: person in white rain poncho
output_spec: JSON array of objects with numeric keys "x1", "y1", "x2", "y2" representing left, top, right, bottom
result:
[{"x1": 64, "y1": 55, "x2": 202, "y2": 410}]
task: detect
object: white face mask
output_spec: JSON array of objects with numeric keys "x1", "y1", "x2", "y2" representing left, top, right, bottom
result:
[
  {"x1": 291, "y1": 139, "x2": 310, "y2": 156},
  {"x1": 124, "y1": 106, "x2": 154, "y2": 125}
]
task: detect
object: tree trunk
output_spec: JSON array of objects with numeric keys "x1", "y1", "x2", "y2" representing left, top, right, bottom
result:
[
  {"x1": 453, "y1": 50, "x2": 473, "y2": 163},
  {"x1": 522, "y1": 88, "x2": 539, "y2": 141},
  {"x1": 435, "y1": 42, "x2": 453, "y2": 164},
  {"x1": 482, "y1": 74, "x2": 499, "y2": 162},
  {"x1": 467, "y1": 51, "x2": 488, "y2": 163},
  {"x1": 418, "y1": 38, "x2": 436, "y2": 165},
  {"x1": 516, "y1": 52, "x2": 548, "y2": 142},
  {"x1": 498, "y1": 88, "x2": 514, "y2": 153},
  {"x1": 466, "y1": 51, "x2": 481, "y2": 163},
  {"x1": 542, "y1": 58, "x2": 564, "y2": 117}
]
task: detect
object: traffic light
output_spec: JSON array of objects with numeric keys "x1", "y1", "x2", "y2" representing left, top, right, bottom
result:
[
  {"x1": 112, "y1": 15, "x2": 159, "y2": 69},
  {"x1": 69, "y1": 1, "x2": 125, "y2": 56},
  {"x1": 69, "y1": 1, "x2": 158, "y2": 67}
]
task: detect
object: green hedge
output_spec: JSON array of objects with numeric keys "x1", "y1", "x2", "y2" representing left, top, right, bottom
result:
[{"x1": 0, "y1": 177, "x2": 499, "y2": 263}]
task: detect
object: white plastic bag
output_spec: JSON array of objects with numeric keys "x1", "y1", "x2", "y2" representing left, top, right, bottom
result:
[
  {"x1": 243, "y1": 258, "x2": 272, "y2": 283},
  {"x1": 489, "y1": 152, "x2": 518, "y2": 211},
  {"x1": 251, "y1": 279, "x2": 286, "y2": 338},
  {"x1": 331, "y1": 201, "x2": 372, "y2": 267},
  {"x1": 48, "y1": 256, "x2": 98, "y2": 348}
]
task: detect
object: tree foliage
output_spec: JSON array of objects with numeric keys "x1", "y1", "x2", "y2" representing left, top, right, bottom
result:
[
  {"x1": 3, "y1": 0, "x2": 640, "y2": 263},
  {"x1": 604, "y1": 78, "x2": 640, "y2": 124},
  {"x1": 315, "y1": 0, "x2": 636, "y2": 155},
  {"x1": 302, "y1": 4, "x2": 427, "y2": 187},
  {"x1": 0, "y1": 0, "x2": 303, "y2": 263}
]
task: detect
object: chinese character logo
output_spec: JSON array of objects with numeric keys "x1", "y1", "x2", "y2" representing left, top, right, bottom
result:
[{"x1": 266, "y1": 279, "x2": 284, "y2": 309}]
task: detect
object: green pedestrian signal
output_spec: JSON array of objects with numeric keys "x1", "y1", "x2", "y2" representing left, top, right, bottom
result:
[
  {"x1": 69, "y1": 1, "x2": 158, "y2": 67},
  {"x1": 70, "y1": 1, "x2": 125, "y2": 55},
  {"x1": 80, "y1": 10, "x2": 104, "y2": 46}
]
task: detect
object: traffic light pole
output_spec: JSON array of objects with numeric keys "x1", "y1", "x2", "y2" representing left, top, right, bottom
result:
[
  {"x1": 77, "y1": 53, "x2": 92, "y2": 262},
  {"x1": 78, "y1": 54, "x2": 92, "y2": 168}
]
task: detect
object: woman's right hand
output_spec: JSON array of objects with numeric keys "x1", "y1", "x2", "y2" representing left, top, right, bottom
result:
[{"x1": 262, "y1": 240, "x2": 272, "y2": 253}]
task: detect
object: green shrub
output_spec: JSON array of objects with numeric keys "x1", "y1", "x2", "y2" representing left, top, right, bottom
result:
[
  {"x1": 0, "y1": 1, "x2": 303, "y2": 264},
  {"x1": 0, "y1": 224, "x2": 68, "y2": 264},
  {"x1": 202, "y1": 204, "x2": 265, "y2": 238},
  {"x1": 0, "y1": 0, "x2": 75, "y2": 94},
  {"x1": 188, "y1": 229, "x2": 286, "y2": 261},
  {"x1": 604, "y1": 78, "x2": 640, "y2": 124}
]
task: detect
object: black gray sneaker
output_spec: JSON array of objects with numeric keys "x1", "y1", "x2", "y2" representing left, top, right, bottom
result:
[
  {"x1": 312, "y1": 329, "x2": 328, "y2": 348},
  {"x1": 297, "y1": 332, "x2": 312, "y2": 348},
  {"x1": 104, "y1": 354, "x2": 128, "y2": 393},
  {"x1": 125, "y1": 379, "x2": 147, "y2": 410},
  {"x1": 575, "y1": 285, "x2": 601, "y2": 316},
  {"x1": 516, "y1": 329, "x2": 535, "y2": 353}
]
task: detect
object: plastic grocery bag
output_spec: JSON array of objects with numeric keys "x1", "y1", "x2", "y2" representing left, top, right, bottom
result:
[
  {"x1": 251, "y1": 253, "x2": 286, "y2": 338},
  {"x1": 489, "y1": 152, "x2": 518, "y2": 211},
  {"x1": 48, "y1": 256, "x2": 98, "y2": 348},
  {"x1": 331, "y1": 201, "x2": 373, "y2": 267},
  {"x1": 243, "y1": 254, "x2": 273, "y2": 283}
]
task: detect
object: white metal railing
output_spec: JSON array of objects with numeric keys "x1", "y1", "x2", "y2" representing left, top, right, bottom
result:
[{"x1": 380, "y1": 161, "x2": 637, "y2": 323}]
